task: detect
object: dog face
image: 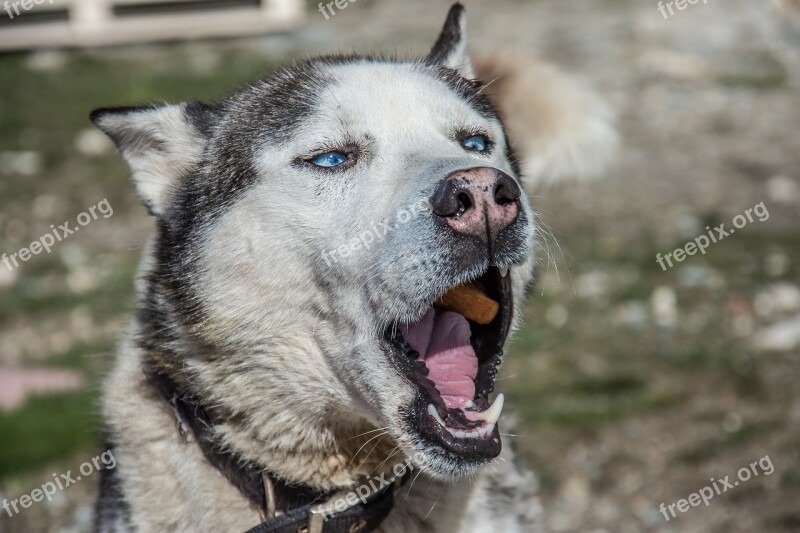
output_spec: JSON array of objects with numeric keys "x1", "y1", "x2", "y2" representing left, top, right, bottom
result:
[{"x1": 93, "y1": 4, "x2": 536, "y2": 481}]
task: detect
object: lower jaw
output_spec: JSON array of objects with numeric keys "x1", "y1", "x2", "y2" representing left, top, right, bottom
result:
[{"x1": 411, "y1": 395, "x2": 503, "y2": 460}]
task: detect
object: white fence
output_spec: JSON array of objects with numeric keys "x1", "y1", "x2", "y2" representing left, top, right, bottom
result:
[{"x1": 0, "y1": 0, "x2": 305, "y2": 51}]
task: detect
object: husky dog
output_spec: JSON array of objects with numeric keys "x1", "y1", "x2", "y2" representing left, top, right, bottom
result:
[{"x1": 90, "y1": 4, "x2": 615, "y2": 532}]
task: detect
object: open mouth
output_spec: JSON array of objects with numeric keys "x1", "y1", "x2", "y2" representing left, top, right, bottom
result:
[{"x1": 383, "y1": 266, "x2": 512, "y2": 460}]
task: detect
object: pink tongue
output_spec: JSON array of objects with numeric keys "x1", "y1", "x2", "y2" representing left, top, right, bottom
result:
[{"x1": 400, "y1": 308, "x2": 477, "y2": 408}]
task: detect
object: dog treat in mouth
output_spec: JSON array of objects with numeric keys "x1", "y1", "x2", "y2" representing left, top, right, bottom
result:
[{"x1": 436, "y1": 281, "x2": 499, "y2": 325}]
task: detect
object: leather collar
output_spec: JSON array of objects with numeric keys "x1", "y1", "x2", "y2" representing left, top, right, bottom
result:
[{"x1": 145, "y1": 366, "x2": 404, "y2": 533}]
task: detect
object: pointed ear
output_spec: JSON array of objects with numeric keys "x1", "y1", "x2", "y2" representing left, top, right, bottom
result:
[
  {"x1": 427, "y1": 3, "x2": 475, "y2": 78},
  {"x1": 90, "y1": 101, "x2": 213, "y2": 217}
]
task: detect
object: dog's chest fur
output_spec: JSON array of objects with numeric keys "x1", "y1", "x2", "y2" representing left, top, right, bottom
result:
[{"x1": 97, "y1": 332, "x2": 543, "y2": 532}]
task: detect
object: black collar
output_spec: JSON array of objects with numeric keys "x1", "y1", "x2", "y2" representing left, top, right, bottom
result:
[{"x1": 145, "y1": 366, "x2": 404, "y2": 533}]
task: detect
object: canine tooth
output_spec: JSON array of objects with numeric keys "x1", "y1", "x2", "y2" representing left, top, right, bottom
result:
[
  {"x1": 484, "y1": 423, "x2": 495, "y2": 435},
  {"x1": 463, "y1": 400, "x2": 474, "y2": 409},
  {"x1": 499, "y1": 267, "x2": 509, "y2": 278},
  {"x1": 472, "y1": 393, "x2": 504, "y2": 424},
  {"x1": 427, "y1": 404, "x2": 446, "y2": 427},
  {"x1": 455, "y1": 430, "x2": 466, "y2": 438}
]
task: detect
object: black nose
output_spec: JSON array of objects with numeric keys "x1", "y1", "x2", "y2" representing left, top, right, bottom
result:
[
  {"x1": 493, "y1": 172, "x2": 522, "y2": 205},
  {"x1": 430, "y1": 180, "x2": 473, "y2": 218},
  {"x1": 429, "y1": 167, "x2": 522, "y2": 242}
]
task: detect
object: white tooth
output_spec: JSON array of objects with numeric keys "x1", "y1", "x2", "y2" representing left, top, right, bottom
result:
[
  {"x1": 427, "y1": 404, "x2": 446, "y2": 427},
  {"x1": 463, "y1": 400, "x2": 474, "y2": 409},
  {"x1": 499, "y1": 267, "x2": 509, "y2": 278},
  {"x1": 485, "y1": 423, "x2": 495, "y2": 435},
  {"x1": 455, "y1": 430, "x2": 466, "y2": 438},
  {"x1": 472, "y1": 393, "x2": 505, "y2": 424}
]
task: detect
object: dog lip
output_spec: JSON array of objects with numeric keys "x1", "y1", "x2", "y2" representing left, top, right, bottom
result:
[
  {"x1": 412, "y1": 394, "x2": 503, "y2": 459},
  {"x1": 424, "y1": 394, "x2": 504, "y2": 440}
]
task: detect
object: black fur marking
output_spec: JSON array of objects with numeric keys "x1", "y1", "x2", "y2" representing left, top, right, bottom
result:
[
  {"x1": 427, "y1": 3, "x2": 466, "y2": 67},
  {"x1": 183, "y1": 100, "x2": 220, "y2": 137},
  {"x1": 504, "y1": 135, "x2": 523, "y2": 178},
  {"x1": 93, "y1": 436, "x2": 131, "y2": 532},
  {"x1": 429, "y1": 66, "x2": 498, "y2": 121}
]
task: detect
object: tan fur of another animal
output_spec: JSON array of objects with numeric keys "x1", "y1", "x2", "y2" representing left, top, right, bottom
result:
[{"x1": 475, "y1": 50, "x2": 619, "y2": 189}]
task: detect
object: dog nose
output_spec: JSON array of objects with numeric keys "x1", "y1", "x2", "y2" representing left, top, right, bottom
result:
[{"x1": 430, "y1": 167, "x2": 521, "y2": 242}]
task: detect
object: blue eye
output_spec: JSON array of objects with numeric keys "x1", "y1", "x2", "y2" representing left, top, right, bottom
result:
[
  {"x1": 462, "y1": 135, "x2": 488, "y2": 152},
  {"x1": 311, "y1": 151, "x2": 348, "y2": 168}
]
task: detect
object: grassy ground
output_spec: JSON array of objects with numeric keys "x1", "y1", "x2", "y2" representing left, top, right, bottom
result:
[{"x1": 1, "y1": 0, "x2": 799, "y2": 531}]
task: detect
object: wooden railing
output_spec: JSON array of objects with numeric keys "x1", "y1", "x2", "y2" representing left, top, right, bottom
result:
[{"x1": 0, "y1": 0, "x2": 305, "y2": 51}]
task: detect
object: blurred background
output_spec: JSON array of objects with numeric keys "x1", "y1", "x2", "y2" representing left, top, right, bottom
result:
[{"x1": 0, "y1": 0, "x2": 799, "y2": 531}]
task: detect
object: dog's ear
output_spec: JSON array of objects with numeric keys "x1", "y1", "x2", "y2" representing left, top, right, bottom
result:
[
  {"x1": 90, "y1": 101, "x2": 214, "y2": 217},
  {"x1": 427, "y1": 3, "x2": 475, "y2": 79}
]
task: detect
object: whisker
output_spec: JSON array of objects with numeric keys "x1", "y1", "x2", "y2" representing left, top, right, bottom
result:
[
  {"x1": 406, "y1": 468, "x2": 425, "y2": 498},
  {"x1": 494, "y1": 372, "x2": 520, "y2": 381},
  {"x1": 423, "y1": 484, "x2": 446, "y2": 520},
  {"x1": 373, "y1": 446, "x2": 403, "y2": 474},
  {"x1": 346, "y1": 426, "x2": 390, "y2": 441},
  {"x1": 475, "y1": 73, "x2": 505, "y2": 96},
  {"x1": 347, "y1": 431, "x2": 389, "y2": 469}
]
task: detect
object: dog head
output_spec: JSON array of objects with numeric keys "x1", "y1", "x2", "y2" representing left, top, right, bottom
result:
[{"x1": 93, "y1": 4, "x2": 536, "y2": 482}]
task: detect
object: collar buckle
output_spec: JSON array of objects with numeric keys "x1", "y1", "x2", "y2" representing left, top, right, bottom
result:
[{"x1": 307, "y1": 475, "x2": 391, "y2": 533}]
